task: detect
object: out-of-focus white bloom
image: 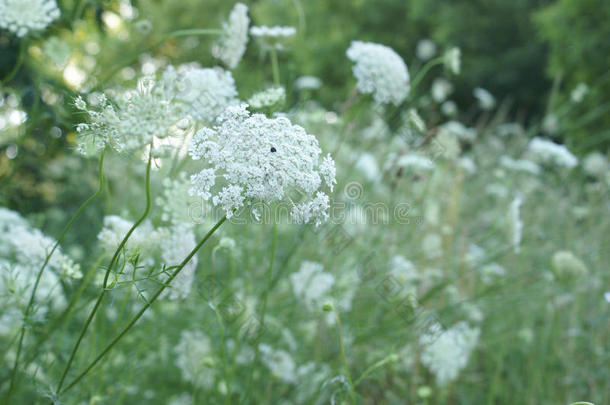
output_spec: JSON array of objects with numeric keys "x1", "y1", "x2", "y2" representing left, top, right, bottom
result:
[
  {"x1": 175, "y1": 330, "x2": 215, "y2": 388},
  {"x1": 431, "y1": 78, "x2": 453, "y2": 103},
  {"x1": 155, "y1": 172, "x2": 200, "y2": 226},
  {"x1": 441, "y1": 100, "x2": 458, "y2": 116},
  {"x1": 250, "y1": 25, "x2": 296, "y2": 50},
  {"x1": 443, "y1": 47, "x2": 461, "y2": 75},
  {"x1": 396, "y1": 153, "x2": 435, "y2": 171},
  {"x1": 440, "y1": 121, "x2": 476, "y2": 143},
  {"x1": 552, "y1": 251, "x2": 588, "y2": 279},
  {"x1": 0, "y1": 208, "x2": 80, "y2": 335},
  {"x1": 355, "y1": 152, "x2": 381, "y2": 182},
  {"x1": 161, "y1": 65, "x2": 238, "y2": 124},
  {"x1": 500, "y1": 156, "x2": 541, "y2": 175},
  {"x1": 570, "y1": 83, "x2": 589, "y2": 103},
  {"x1": 159, "y1": 226, "x2": 198, "y2": 300},
  {"x1": 422, "y1": 234, "x2": 442, "y2": 260},
  {"x1": 247, "y1": 87, "x2": 286, "y2": 110},
  {"x1": 294, "y1": 76, "x2": 322, "y2": 91},
  {"x1": 434, "y1": 126, "x2": 461, "y2": 159},
  {"x1": 420, "y1": 322, "x2": 480, "y2": 385},
  {"x1": 290, "y1": 261, "x2": 334, "y2": 311},
  {"x1": 346, "y1": 41, "x2": 410, "y2": 105},
  {"x1": 258, "y1": 344, "x2": 296, "y2": 383},
  {"x1": 457, "y1": 157, "x2": 476, "y2": 174},
  {"x1": 473, "y1": 87, "x2": 495, "y2": 110},
  {"x1": 0, "y1": 0, "x2": 60, "y2": 37},
  {"x1": 75, "y1": 78, "x2": 187, "y2": 154},
  {"x1": 188, "y1": 104, "x2": 335, "y2": 224},
  {"x1": 485, "y1": 183, "x2": 508, "y2": 198},
  {"x1": 416, "y1": 39, "x2": 437, "y2": 61},
  {"x1": 168, "y1": 393, "x2": 193, "y2": 405},
  {"x1": 509, "y1": 195, "x2": 523, "y2": 253},
  {"x1": 582, "y1": 151, "x2": 608, "y2": 178},
  {"x1": 97, "y1": 215, "x2": 153, "y2": 255},
  {"x1": 604, "y1": 292, "x2": 610, "y2": 303},
  {"x1": 479, "y1": 263, "x2": 506, "y2": 284},
  {"x1": 526, "y1": 137, "x2": 578, "y2": 169},
  {"x1": 212, "y1": 3, "x2": 249, "y2": 69},
  {"x1": 389, "y1": 255, "x2": 418, "y2": 284}
]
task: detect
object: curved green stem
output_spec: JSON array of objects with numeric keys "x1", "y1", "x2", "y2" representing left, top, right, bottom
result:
[
  {"x1": 1, "y1": 40, "x2": 26, "y2": 86},
  {"x1": 59, "y1": 216, "x2": 227, "y2": 395},
  {"x1": 408, "y1": 56, "x2": 444, "y2": 98},
  {"x1": 353, "y1": 354, "x2": 398, "y2": 387},
  {"x1": 5, "y1": 149, "x2": 106, "y2": 401},
  {"x1": 56, "y1": 153, "x2": 153, "y2": 393}
]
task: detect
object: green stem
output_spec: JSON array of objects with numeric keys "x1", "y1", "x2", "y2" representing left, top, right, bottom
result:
[
  {"x1": 59, "y1": 216, "x2": 227, "y2": 395},
  {"x1": 5, "y1": 149, "x2": 106, "y2": 400},
  {"x1": 408, "y1": 56, "x2": 444, "y2": 98},
  {"x1": 56, "y1": 152, "x2": 153, "y2": 393},
  {"x1": 353, "y1": 354, "x2": 397, "y2": 387},
  {"x1": 241, "y1": 223, "x2": 277, "y2": 405},
  {"x1": 334, "y1": 309, "x2": 356, "y2": 404},
  {"x1": 212, "y1": 306, "x2": 231, "y2": 405},
  {"x1": 1, "y1": 40, "x2": 26, "y2": 86},
  {"x1": 270, "y1": 48, "x2": 280, "y2": 87}
]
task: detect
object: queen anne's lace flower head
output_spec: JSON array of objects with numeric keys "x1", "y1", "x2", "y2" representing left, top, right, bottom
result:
[
  {"x1": 346, "y1": 41, "x2": 410, "y2": 105},
  {"x1": 160, "y1": 65, "x2": 238, "y2": 124},
  {"x1": 473, "y1": 87, "x2": 496, "y2": 110},
  {"x1": 444, "y1": 47, "x2": 461, "y2": 75},
  {"x1": 247, "y1": 87, "x2": 286, "y2": 111},
  {"x1": 290, "y1": 261, "x2": 335, "y2": 311},
  {"x1": 188, "y1": 104, "x2": 336, "y2": 225},
  {"x1": 175, "y1": 330, "x2": 216, "y2": 388},
  {"x1": 75, "y1": 78, "x2": 187, "y2": 155},
  {"x1": 212, "y1": 3, "x2": 250, "y2": 69},
  {"x1": 250, "y1": 25, "x2": 296, "y2": 50},
  {"x1": 526, "y1": 137, "x2": 578, "y2": 169},
  {"x1": 0, "y1": 0, "x2": 60, "y2": 37}
]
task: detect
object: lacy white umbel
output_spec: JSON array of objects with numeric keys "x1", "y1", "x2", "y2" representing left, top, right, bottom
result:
[
  {"x1": 188, "y1": 104, "x2": 336, "y2": 224},
  {"x1": 0, "y1": 0, "x2": 60, "y2": 37},
  {"x1": 212, "y1": 3, "x2": 250, "y2": 69}
]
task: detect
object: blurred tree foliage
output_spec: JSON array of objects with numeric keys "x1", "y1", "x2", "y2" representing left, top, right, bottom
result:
[{"x1": 535, "y1": 0, "x2": 610, "y2": 151}]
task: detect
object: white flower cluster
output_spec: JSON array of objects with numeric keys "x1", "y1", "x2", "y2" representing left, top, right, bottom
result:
[
  {"x1": 250, "y1": 25, "x2": 296, "y2": 50},
  {"x1": 444, "y1": 47, "x2": 461, "y2": 75},
  {"x1": 258, "y1": 344, "x2": 297, "y2": 383},
  {"x1": 509, "y1": 195, "x2": 523, "y2": 253},
  {"x1": 75, "y1": 79, "x2": 187, "y2": 154},
  {"x1": 188, "y1": 104, "x2": 336, "y2": 224},
  {"x1": 161, "y1": 65, "x2": 239, "y2": 124},
  {"x1": 212, "y1": 3, "x2": 250, "y2": 69},
  {"x1": 389, "y1": 255, "x2": 419, "y2": 285},
  {"x1": 294, "y1": 76, "x2": 322, "y2": 91},
  {"x1": 395, "y1": 153, "x2": 435, "y2": 171},
  {"x1": 155, "y1": 172, "x2": 200, "y2": 226},
  {"x1": 526, "y1": 137, "x2": 578, "y2": 169},
  {"x1": 582, "y1": 151, "x2": 608, "y2": 178},
  {"x1": 0, "y1": 208, "x2": 79, "y2": 335},
  {"x1": 551, "y1": 251, "x2": 588, "y2": 279},
  {"x1": 247, "y1": 87, "x2": 285, "y2": 110},
  {"x1": 499, "y1": 156, "x2": 541, "y2": 175},
  {"x1": 473, "y1": 87, "x2": 496, "y2": 110},
  {"x1": 416, "y1": 39, "x2": 437, "y2": 61},
  {"x1": 0, "y1": 0, "x2": 60, "y2": 37},
  {"x1": 174, "y1": 330, "x2": 216, "y2": 388},
  {"x1": 420, "y1": 322, "x2": 480, "y2": 385},
  {"x1": 97, "y1": 216, "x2": 198, "y2": 299},
  {"x1": 289, "y1": 261, "x2": 335, "y2": 311},
  {"x1": 346, "y1": 41, "x2": 410, "y2": 105}
]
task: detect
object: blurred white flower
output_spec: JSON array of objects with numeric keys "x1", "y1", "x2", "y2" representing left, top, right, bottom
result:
[
  {"x1": 294, "y1": 76, "x2": 322, "y2": 91},
  {"x1": 355, "y1": 152, "x2": 381, "y2": 182},
  {"x1": 552, "y1": 251, "x2": 588, "y2": 279},
  {"x1": 509, "y1": 195, "x2": 523, "y2": 253},
  {"x1": 473, "y1": 87, "x2": 495, "y2": 110},
  {"x1": 526, "y1": 137, "x2": 578, "y2": 169},
  {"x1": 441, "y1": 100, "x2": 458, "y2": 116},
  {"x1": 212, "y1": 3, "x2": 250, "y2": 69},
  {"x1": 347, "y1": 41, "x2": 410, "y2": 105},
  {"x1": 420, "y1": 321, "x2": 480, "y2": 385},
  {"x1": 582, "y1": 151, "x2": 608, "y2": 178},
  {"x1": 416, "y1": 39, "x2": 437, "y2": 61},
  {"x1": 570, "y1": 83, "x2": 589, "y2": 103},
  {"x1": 161, "y1": 65, "x2": 238, "y2": 124},
  {"x1": 443, "y1": 47, "x2": 461, "y2": 75},
  {"x1": 247, "y1": 87, "x2": 286, "y2": 110},
  {"x1": 499, "y1": 156, "x2": 541, "y2": 175},
  {"x1": 258, "y1": 344, "x2": 296, "y2": 383},
  {"x1": 0, "y1": 0, "x2": 60, "y2": 37},
  {"x1": 431, "y1": 78, "x2": 453, "y2": 103},
  {"x1": 250, "y1": 25, "x2": 296, "y2": 50},
  {"x1": 175, "y1": 330, "x2": 215, "y2": 388},
  {"x1": 188, "y1": 104, "x2": 335, "y2": 224},
  {"x1": 422, "y1": 234, "x2": 442, "y2": 260},
  {"x1": 290, "y1": 261, "x2": 335, "y2": 311}
]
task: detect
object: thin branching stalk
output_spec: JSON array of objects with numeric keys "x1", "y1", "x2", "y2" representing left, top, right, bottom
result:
[
  {"x1": 5, "y1": 149, "x2": 106, "y2": 400},
  {"x1": 56, "y1": 152, "x2": 153, "y2": 393},
  {"x1": 59, "y1": 216, "x2": 227, "y2": 395},
  {"x1": 270, "y1": 48, "x2": 281, "y2": 87}
]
